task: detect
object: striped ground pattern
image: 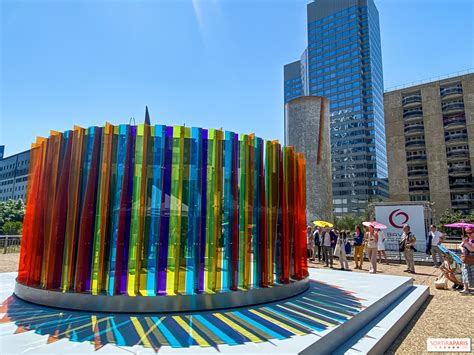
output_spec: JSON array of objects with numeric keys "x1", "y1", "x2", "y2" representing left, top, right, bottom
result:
[{"x1": 0, "y1": 280, "x2": 364, "y2": 351}]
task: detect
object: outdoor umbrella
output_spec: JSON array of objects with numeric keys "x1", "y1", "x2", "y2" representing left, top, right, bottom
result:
[
  {"x1": 443, "y1": 221, "x2": 474, "y2": 238},
  {"x1": 438, "y1": 245, "x2": 463, "y2": 265},
  {"x1": 443, "y1": 222, "x2": 474, "y2": 229},
  {"x1": 373, "y1": 222, "x2": 387, "y2": 230},
  {"x1": 362, "y1": 221, "x2": 387, "y2": 229},
  {"x1": 313, "y1": 220, "x2": 333, "y2": 228}
]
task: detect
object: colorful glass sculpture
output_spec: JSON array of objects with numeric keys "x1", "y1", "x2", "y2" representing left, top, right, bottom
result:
[{"x1": 18, "y1": 123, "x2": 308, "y2": 296}]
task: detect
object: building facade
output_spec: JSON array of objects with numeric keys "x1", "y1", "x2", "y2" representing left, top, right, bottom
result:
[
  {"x1": 285, "y1": 96, "x2": 333, "y2": 221},
  {"x1": 384, "y1": 73, "x2": 474, "y2": 217},
  {"x1": 0, "y1": 150, "x2": 30, "y2": 201},
  {"x1": 284, "y1": 0, "x2": 388, "y2": 217}
]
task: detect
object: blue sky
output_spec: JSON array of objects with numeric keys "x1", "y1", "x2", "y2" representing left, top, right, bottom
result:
[{"x1": 1, "y1": 0, "x2": 473, "y2": 156}]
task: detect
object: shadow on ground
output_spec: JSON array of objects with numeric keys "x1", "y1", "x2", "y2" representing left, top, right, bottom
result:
[{"x1": 1, "y1": 280, "x2": 364, "y2": 351}]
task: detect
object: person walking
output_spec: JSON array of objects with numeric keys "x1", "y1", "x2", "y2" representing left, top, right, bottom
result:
[
  {"x1": 365, "y1": 225, "x2": 378, "y2": 273},
  {"x1": 353, "y1": 226, "x2": 364, "y2": 269},
  {"x1": 459, "y1": 227, "x2": 474, "y2": 295},
  {"x1": 321, "y1": 228, "x2": 334, "y2": 268},
  {"x1": 429, "y1": 225, "x2": 444, "y2": 267},
  {"x1": 377, "y1": 228, "x2": 388, "y2": 264},
  {"x1": 335, "y1": 231, "x2": 349, "y2": 270},
  {"x1": 400, "y1": 224, "x2": 416, "y2": 274}
]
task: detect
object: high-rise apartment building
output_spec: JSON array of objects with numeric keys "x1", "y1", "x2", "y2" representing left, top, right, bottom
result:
[
  {"x1": 284, "y1": 0, "x2": 388, "y2": 217},
  {"x1": 385, "y1": 72, "x2": 474, "y2": 217}
]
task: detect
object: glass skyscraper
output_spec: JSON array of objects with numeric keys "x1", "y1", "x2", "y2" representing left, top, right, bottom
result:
[{"x1": 284, "y1": 0, "x2": 388, "y2": 216}]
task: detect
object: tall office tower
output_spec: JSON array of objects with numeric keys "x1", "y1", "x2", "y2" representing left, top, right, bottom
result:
[
  {"x1": 385, "y1": 72, "x2": 474, "y2": 217},
  {"x1": 284, "y1": 0, "x2": 388, "y2": 217}
]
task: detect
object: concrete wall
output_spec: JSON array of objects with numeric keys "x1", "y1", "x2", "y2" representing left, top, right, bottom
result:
[
  {"x1": 462, "y1": 74, "x2": 474, "y2": 172},
  {"x1": 421, "y1": 84, "x2": 451, "y2": 214},
  {"x1": 285, "y1": 96, "x2": 333, "y2": 221},
  {"x1": 384, "y1": 90, "x2": 409, "y2": 201}
]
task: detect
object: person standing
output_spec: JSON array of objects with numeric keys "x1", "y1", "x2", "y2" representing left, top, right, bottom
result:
[
  {"x1": 459, "y1": 227, "x2": 474, "y2": 295},
  {"x1": 365, "y1": 225, "x2": 378, "y2": 273},
  {"x1": 321, "y1": 228, "x2": 334, "y2": 268},
  {"x1": 313, "y1": 227, "x2": 322, "y2": 262},
  {"x1": 377, "y1": 228, "x2": 388, "y2": 264},
  {"x1": 401, "y1": 224, "x2": 416, "y2": 274},
  {"x1": 307, "y1": 226, "x2": 315, "y2": 261},
  {"x1": 335, "y1": 231, "x2": 349, "y2": 270},
  {"x1": 353, "y1": 226, "x2": 364, "y2": 269},
  {"x1": 429, "y1": 225, "x2": 444, "y2": 267}
]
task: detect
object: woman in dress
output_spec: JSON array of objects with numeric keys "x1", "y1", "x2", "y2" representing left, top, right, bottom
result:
[
  {"x1": 377, "y1": 228, "x2": 388, "y2": 264},
  {"x1": 365, "y1": 225, "x2": 378, "y2": 274},
  {"x1": 335, "y1": 231, "x2": 349, "y2": 271}
]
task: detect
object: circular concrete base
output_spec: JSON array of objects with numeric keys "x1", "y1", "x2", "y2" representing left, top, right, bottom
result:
[{"x1": 14, "y1": 278, "x2": 309, "y2": 313}]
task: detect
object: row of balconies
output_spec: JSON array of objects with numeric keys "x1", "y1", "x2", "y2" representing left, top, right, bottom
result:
[{"x1": 400, "y1": 86, "x2": 463, "y2": 109}]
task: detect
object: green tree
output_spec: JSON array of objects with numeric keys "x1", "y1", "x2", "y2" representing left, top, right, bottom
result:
[
  {"x1": 334, "y1": 206, "x2": 375, "y2": 233},
  {"x1": 0, "y1": 199, "x2": 25, "y2": 234},
  {"x1": 1, "y1": 221, "x2": 23, "y2": 235},
  {"x1": 438, "y1": 210, "x2": 474, "y2": 236},
  {"x1": 335, "y1": 214, "x2": 364, "y2": 233}
]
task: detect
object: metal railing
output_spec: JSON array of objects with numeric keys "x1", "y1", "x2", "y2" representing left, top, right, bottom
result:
[
  {"x1": 403, "y1": 109, "x2": 423, "y2": 118},
  {"x1": 404, "y1": 124, "x2": 424, "y2": 133},
  {"x1": 402, "y1": 95, "x2": 422, "y2": 105},
  {"x1": 405, "y1": 140, "x2": 426, "y2": 147},
  {"x1": 406, "y1": 155, "x2": 427, "y2": 161},
  {"x1": 442, "y1": 102, "x2": 465, "y2": 113},
  {"x1": 385, "y1": 68, "x2": 474, "y2": 92},
  {"x1": 0, "y1": 235, "x2": 21, "y2": 254},
  {"x1": 443, "y1": 119, "x2": 466, "y2": 129},
  {"x1": 440, "y1": 86, "x2": 463, "y2": 97},
  {"x1": 445, "y1": 133, "x2": 468, "y2": 142},
  {"x1": 448, "y1": 166, "x2": 471, "y2": 174},
  {"x1": 447, "y1": 149, "x2": 469, "y2": 159},
  {"x1": 407, "y1": 170, "x2": 428, "y2": 177}
]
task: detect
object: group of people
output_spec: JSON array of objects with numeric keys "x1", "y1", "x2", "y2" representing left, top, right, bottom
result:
[
  {"x1": 306, "y1": 222, "x2": 474, "y2": 295},
  {"x1": 306, "y1": 224, "x2": 388, "y2": 274},
  {"x1": 435, "y1": 226, "x2": 474, "y2": 295}
]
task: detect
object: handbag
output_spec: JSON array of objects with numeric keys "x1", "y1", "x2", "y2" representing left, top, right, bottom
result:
[
  {"x1": 461, "y1": 254, "x2": 474, "y2": 265},
  {"x1": 399, "y1": 239, "x2": 406, "y2": 252},
  {"x1": 434, "y1": 275, "x2": 448, "y2": 290},
  {"x1": 334, "y1": 242, "x2": 341, "y2": 258}
]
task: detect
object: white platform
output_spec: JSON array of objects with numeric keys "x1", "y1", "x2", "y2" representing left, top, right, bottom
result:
[{"x1": 0, "y1": 270, "x2": 428, "y2": 355}]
